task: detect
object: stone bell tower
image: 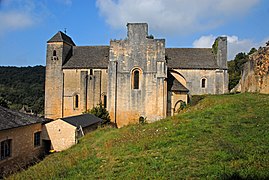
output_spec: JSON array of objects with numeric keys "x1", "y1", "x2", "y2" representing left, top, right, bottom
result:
[{"x1": 45, "y1": 31, "x2": 75, "y2": 119}]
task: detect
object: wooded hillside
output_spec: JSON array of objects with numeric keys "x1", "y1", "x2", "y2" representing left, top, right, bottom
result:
[{"x1": 0, "y1": 66, "x2": 45, "y2": 114}]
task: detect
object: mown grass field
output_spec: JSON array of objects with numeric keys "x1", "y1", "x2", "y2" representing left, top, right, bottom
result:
[{"x1": 8, "y1": 93, "x2": 269, "y2": 179}]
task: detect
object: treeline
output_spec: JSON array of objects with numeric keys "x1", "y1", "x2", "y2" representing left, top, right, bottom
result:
[{"x1": 0, "y1": 66, "x2": 45, "y2": 115}]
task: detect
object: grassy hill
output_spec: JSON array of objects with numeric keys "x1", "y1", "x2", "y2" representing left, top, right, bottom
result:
[{"x1": 9, "y1": 93, "x2": 269, "y2": 179}]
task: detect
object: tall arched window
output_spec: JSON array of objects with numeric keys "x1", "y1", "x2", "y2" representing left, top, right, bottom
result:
[
  {"x1": 133, "y1": 70, "x2": 139, "y2": 89},
  {"x1": 201, "y1": 78, "x2": 206, "y2": 88},
  {"x1": 53, "y1": 50, "x2": 57, "y2": 56}
]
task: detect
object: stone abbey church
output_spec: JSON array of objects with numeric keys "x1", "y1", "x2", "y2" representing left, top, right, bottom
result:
[{"x1": 45, "y1": 23, "x2": 228, "y2": 127}]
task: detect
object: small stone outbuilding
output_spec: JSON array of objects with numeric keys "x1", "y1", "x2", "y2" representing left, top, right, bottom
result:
[
  {"x1": 0, "y1": 106, "x2": 48, "y2": 177},
  {"x1": 43, "y1": 114, "x2": 102, "y2": 151}
]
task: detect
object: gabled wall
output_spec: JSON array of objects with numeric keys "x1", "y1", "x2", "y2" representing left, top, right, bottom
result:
[
  {"x1": 108, "y1": 23, "x2": 167, "y2": 127},
  {"x1": 43, "y1": 120, "x2": 76, "y2": 151}
]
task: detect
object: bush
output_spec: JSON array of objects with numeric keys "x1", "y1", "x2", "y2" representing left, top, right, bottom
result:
[{"x1": 83, "y1": 104, "x2": 110, "y2": 125}]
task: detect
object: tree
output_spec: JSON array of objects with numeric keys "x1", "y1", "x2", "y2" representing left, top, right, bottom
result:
[
  {"x1": 248, "y1": 47, "x2": 257, "y2": 55},
  {"x1": 83, "y1": 104, "x2": 110, "y2": 125}
]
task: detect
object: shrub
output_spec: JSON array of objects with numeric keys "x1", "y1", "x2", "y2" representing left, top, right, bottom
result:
[{"x1": 83, "y1": 104, "x2": 110, "y2": 125}]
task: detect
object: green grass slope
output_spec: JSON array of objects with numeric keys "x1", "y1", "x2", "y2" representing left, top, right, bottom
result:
[{"x1": 9, "y1": 93, "x2": 269, "y2": 179}]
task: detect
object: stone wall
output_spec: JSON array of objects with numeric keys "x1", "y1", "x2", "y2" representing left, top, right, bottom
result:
[
  {"x1": 0, "y1": 123, "x2": 44, "y2": 175},
  {"x1": 43, "y1": 120, "x2": 76, "y2": 151},
  {"x1": 62, "y1": 69, "x2": 108, "y2": 117},
  {"x1": 173, "y1": 69, "x2": 228, "y2": 95},
  {"x1": 108, "y1": 23, "x2": 167, "y2": 127}
]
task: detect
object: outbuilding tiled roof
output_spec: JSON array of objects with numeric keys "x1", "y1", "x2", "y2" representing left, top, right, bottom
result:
[
  {"x1": 167, "y1": 72, "x2": 189, "y2": 92},
  {"x1": 47, "y1": 31, "x2": 75, "y2": 46},
  {"x1": 166, "y1": 48, "x2": 219, "y2": 69},
  {"x1": 63, "y1": 46, "x2": 109, "y2": 69},
  {"x1": 0, "y1": 106, "x2": 48, "y2": 131},
  {"x1": 61, "y1": 114, "x2": 102, "y2": 128}
]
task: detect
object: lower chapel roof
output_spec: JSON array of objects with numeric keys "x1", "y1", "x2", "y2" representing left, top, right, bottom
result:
[
  {"x1": 61, "y1": 114, "x2": 102, "y2": 128},
  {"x1": 62, "y1": 46, "x2": 219, "y2": 69},
  {"x1": 0, "y1": 106, "x2": 48, "y2": 131}
]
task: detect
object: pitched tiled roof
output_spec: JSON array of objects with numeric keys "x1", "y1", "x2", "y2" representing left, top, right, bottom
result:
[
  {"x1": 61, "y1": 114, "x2": 102, "y2": 128},
  {"x1": 47, "y1": 31, "x2": 75, "y2": 46},
  {"x1": 167, "y1": 72, "x2": 189, "y2": 92},
  {"x1": 166, "y1": 48, "x2": 219, "y2": 69},
  {"x1": 63, "y1": 46, "x2": 109, "y2": 69},
  {"x1": 0, "y1": 106, "x2": 48, "y2": 131},
  {"x1": 62, "y1": 47, "x2": 218, "y2": 69}
]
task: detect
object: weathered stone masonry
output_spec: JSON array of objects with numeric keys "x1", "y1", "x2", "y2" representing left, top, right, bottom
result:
[{"x1": 45, "y1": 23, "x2": 228, "y2": 127}]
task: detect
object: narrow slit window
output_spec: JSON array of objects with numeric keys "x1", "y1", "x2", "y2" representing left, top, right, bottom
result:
[
  {"x1": 201, "y1": 78, "x2": 206, "y2": 88},
  {"x1": 53, "y1": 50, "x2": 57, "y2": 56},
  {"x1": 74, "y1": 94, "x2": 79, "y2": 108},
  {"x1": 104, "y1": 95, "x2": 107, "y2": 109},
  {"x1": 133, "y1": 70, "x2": 139, "y2": 89}
]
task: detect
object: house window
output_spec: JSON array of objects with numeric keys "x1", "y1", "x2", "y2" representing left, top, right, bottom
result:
[
  {"x1": 53, "y1": 50, "x2": 57, "y2": 56},
  {"x1": 133, "y1": 70, "x2": 140, "y2": 89},
  {"x1": 201, "y1": 78, "x2": 206, "y2": 88},
  {"x1": 74, "y1": 94, "x2": 79, "y2": 109},
  {"x1": 34, "y1": 132, "x2": 41, "y2": 147},
  {"x1": 0, "y1": 139, "x2": 11, "y2": 160}
]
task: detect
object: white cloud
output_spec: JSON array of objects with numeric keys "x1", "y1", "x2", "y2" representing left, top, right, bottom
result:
[
  {"x1": 96, "y1": 0, "x2": 260, "y2": 35},
  {"x1": 0, "y1": 11, "x2": 34, "y2": 34},
  {"x1": 0, "y1": 0, "x2": 48, "y2": 35},
  {"x1": 192, "y1": 35, "x2": 266, "y2": 60}
]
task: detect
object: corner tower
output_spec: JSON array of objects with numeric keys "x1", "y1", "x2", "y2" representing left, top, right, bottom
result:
[
  {"x1": 45, "y1": 31, "x2": 75, "y2": 119},
  {"x1": 108, "y1": 23, "x2": 167, "y2": 127}
]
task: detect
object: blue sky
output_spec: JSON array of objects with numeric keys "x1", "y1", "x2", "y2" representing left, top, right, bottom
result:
[{"x1": 0, "y1": 0, "x2": 268, "y2": 66}]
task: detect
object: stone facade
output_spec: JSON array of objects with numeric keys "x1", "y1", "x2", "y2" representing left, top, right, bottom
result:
[
  {"x1": 108, "y1": 23, "x2": 167, "y2": 127},
  {"x1": 42, "y1": 120, "x2": 76, "y2": 151},
  {"x1": 0, "y1": 123, "x2": 44, "y2": 176},
  {"x1": 45, "y1": 23, "x2": 228, "y2": 127}
]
